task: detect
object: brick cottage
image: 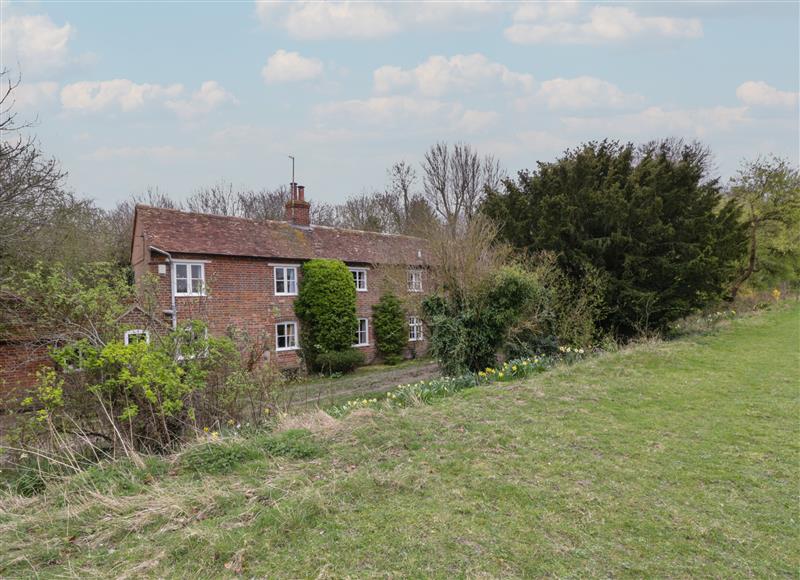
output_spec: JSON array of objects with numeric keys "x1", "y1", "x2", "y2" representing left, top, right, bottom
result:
[{"x1": 130, "y1": 183, "x2": 431, "y2": 368}]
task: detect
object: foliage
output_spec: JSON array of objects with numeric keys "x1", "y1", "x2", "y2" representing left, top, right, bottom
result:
[
  {"x1": 294, "y1": 259, "x2": 358, "y2": 371},
  {"x1": 180, "y1": 441, "x2": 260, "y2": 475},
  {"x1": 315, "y1": 349, "x2": 365, "y2": 375},
  {"x1": 371, "y1": 293, "x2": 407, "y2": 364},
  {"x1": 726, "y1": 156, "x2": 800, "y2": 297},
  {"x1": 423, "y1": 265, "x2": 539, "y2": 375},
  {"x1": 483, "y1": 139, "x2": 748, "y2": 337},
  {"x1": 28, "y1": 322, "x2": 236, "y2": 452},
  {"x1": 0, "y1": 261, "x2": 134, "y2": 344},
  {"x1": 328, "y1": 351, "x2": 583, "y2": 417},
  {"x1": 505, "y1": 252, "x2": 607, "y2": 358},
  {"x1": 0, "y1": 308, "x2": 797, "y2": 577},
  {"x1": 254, "y1": 429, "x2": 321, "y2": 459}
]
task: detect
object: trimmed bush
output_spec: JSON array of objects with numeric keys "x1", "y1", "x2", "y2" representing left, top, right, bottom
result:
[
  {"x1": 294, "y1": 259, "x2": 358, "y2": 371},
  {"x1": 315, "y1": 348, "x2": 365, "y2": 375},
  {"x1": 372, "y1": 293, "x2": 407, "y2": 364}
]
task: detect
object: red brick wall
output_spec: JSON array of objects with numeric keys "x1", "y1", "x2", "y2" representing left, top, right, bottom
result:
[
  {"x1": 0, "y1": 342, "x2": 51, "y2": 404},
  {"x1": 139, "y1": 251, "x2": 429, "y2": 369}
]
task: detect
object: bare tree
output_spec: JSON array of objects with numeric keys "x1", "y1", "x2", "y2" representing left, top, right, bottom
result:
[
  {"x1": 420, "y1": 141, "x2": 503, "y2": 231},
  {"x1": 238, "y1": 185, "x2": 290, "y2": 221},
  {"x1": 0, "y1": 71, "x2": 72, "y2": 272},
  {"x1": 422, "y1": 142, "x2": 455, "y2": 228},
  {"x1": 185, "y1": 182, "x2": 242, "y2": 216},
  {"x1": 451, "y1": 143, "x2": 482, "y2": 222},
  {"x1": 482, "y1": 154, "x2": 505, "y2": 194},
  {"x1": 311, "y1": 201, "x2": 338, "y2": 227},
  {"x1": 388, "y1": 161, "x2": 417, "y2": 225}
]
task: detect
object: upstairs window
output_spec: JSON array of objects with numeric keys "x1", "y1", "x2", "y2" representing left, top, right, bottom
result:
[
  {"x1": 124, "y1": 329, "x2": 150, "y2": 345},
  {"x1": 408, "y1": 269, "x2": 423, "y2": 292},
  {"x1": 350, "y1": 268, "x2": 368, "y2": 292},
  {"x1": 276, "y1": 321, "x2": 298, "y2": 351},
  {"x1": 354, "y1": 318, "x2": 369, "y2": 346},
  {"x1": 274, "y1": 266, "x2": 298, "y2": 296},
  {"x1": 408, "y1": 316, "x2": 423, "y2": 342},
  {"x1": 174, "y1": 263, "x2": 205, "y2": 296}
]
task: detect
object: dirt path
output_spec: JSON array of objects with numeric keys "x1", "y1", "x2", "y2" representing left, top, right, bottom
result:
[{"x1": 286, "y1": 360, "x2": 440, "y2": 409}]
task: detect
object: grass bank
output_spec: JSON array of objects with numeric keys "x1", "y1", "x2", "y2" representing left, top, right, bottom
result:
[{"x1": 1, "y1": 306, "x2": 798, "y2": 577}]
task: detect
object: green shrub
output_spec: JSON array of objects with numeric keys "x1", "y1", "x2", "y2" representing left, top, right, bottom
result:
[
  {"x1": 12, "y1": 470, "x2": 47, "y2": 497},
  {"x1": 372, "y1": 293, "x2": 407, "y2": 364},
  {"x1": 256, "y1": 429, "x2": 321, "y2": 459},
  {"x1": 505, "y1": 253, "x2": 606, "y2": 357},
  {"x1": 423, "y1": 266, "x2": 539, "y2": 375},
  {"x1": 180, "y1": 441, "x2": 259, "y2": 475},
  {"x1": 315, "y1": 348, "x2": 365, "y2": 375},
  {"x1": 294, "y1": 259, "x2": 357, "y2": 371}
]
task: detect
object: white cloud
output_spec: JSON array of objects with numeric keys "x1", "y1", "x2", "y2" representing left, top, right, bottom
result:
[
  {"x1": 11, "y1": 81, "x2": 60, "y2": 109},
  {"x1": 374, "y1": 53, "x2": 534, "y2": 97},
  {"x1": 256, "y1": 1, "x2": 399, "y2": 39},
  {"x1": 314, "y1": 96, "x2": 497, "y2": 134},
  {"x1": 254, "y1": 1, "x2": 506, "y2": 39},
  {"x1": 83, "y1": 145, "x2": 194, "y2": 162},
  {"x1": 60, "y1": 79, "x2": 235, "y2": 118},
  {"x1": 561, "y1": 106, "x2": 750, "y2": 138},
  {"x1": 165, "y1": 81, "x2": 238, "y2": 119},
  {"x1": 261, "y1": 50, "x2": 324, "y2": 83},
  {"x1": 1, "y1": 14, "x2": 73, "y2": 77},
  {"x1": 529, "y1": 76, "x2": 644, "y2": 110},
  {"x1": 61, "y1": 79, "x2": 183, "y2": 112},
  {"x1": 505, "y1": 4, "x2": 702, "y2": 44},
  {"x1": 736, "y1": 81, "x2": 799, "y2": 108}
]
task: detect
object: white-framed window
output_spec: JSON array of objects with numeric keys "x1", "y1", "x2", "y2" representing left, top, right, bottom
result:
[
  {"x1": 350, "y1": 268, "x2": 368, "y2": 292},
  {"x1": 408, "y1": 269, "x2": 423, "y2": 292},
  {"x1": 274, "y1": 266, "x2": 298, "y2": 296},
  {"x1": 174, "y1": 262, "x2": 206, "y2": 296},
  {"x1": 124, "y1": 329, "x2": 150, "y2": 345},
  {"x1": 276, "y1": 321, "x2": 298, "y2": 351},
  {"x1": 354, "y1": 318, "x2": 369, "y2": 347},
  {"x1": 408, "y1": 316, "x2": 423, "y2": 342}
]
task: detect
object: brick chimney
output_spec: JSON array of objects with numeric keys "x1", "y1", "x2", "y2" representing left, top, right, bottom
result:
[{"x1": 285, "y1": 182, "x2": 311, "y2": 228}]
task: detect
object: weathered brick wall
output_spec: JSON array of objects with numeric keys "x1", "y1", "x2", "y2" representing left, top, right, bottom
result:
[
  {"x1": 140, "y1": 251, "x2": 429, "y2": 369},
  {"x1": 0, "y1": 342, "x2": 51, "y2": 404}
]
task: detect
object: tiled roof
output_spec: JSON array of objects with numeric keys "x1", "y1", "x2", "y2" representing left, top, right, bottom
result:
[{"x1": 133, "y1": 205, "x2": 430, "y2": 265}]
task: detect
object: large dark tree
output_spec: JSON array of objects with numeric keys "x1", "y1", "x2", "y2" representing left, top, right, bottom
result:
[{"x1": 483, "y1": 140, "x2": 747, "y2": 336}]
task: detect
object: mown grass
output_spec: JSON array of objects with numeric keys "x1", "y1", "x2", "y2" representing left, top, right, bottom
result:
[{"x1": 1, "y1": 306, "x2": 798, "y2": 577}]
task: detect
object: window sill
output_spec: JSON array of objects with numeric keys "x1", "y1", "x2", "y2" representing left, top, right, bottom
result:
[{"x1": 276, "y1": 347, "x2": 300, "y2": 352}]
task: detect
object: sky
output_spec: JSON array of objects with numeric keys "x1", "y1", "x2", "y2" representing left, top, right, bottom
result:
[{"x1": 2, "y1": 0, "x2": 798, "y2": 209}]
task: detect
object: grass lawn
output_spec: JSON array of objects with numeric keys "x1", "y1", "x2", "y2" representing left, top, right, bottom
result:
[{"x1": 1, "y1": 306, "x2": 798, "y2": 577}]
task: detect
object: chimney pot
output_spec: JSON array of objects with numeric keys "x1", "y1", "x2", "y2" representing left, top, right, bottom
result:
[{"x1": 297, "y1": 185, "x2": 305, "y2": 201}]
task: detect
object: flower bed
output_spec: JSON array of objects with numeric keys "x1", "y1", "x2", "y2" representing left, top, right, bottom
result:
[{"x1": 328, "y1": 352, "x2": 587, "y2": 418}]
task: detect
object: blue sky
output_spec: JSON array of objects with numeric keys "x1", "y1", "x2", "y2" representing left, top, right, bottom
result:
[{"x1": 3, "y1": 1, "x2": 798, "y2": 208}]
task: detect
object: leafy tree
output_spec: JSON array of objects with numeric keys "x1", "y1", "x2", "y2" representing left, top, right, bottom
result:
[
  {"x1": 372, "y1": 293, "x2": 407, "y2": 364},
  {"x1": 483, "y1": 140, "x2": 747, "y2": 336},
  {"x1": 293, "y1": 259, "x2": 358, "y2": 371},
  {"x1": 727, "y1": 156, "x2": 800, "y2": 297}
]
